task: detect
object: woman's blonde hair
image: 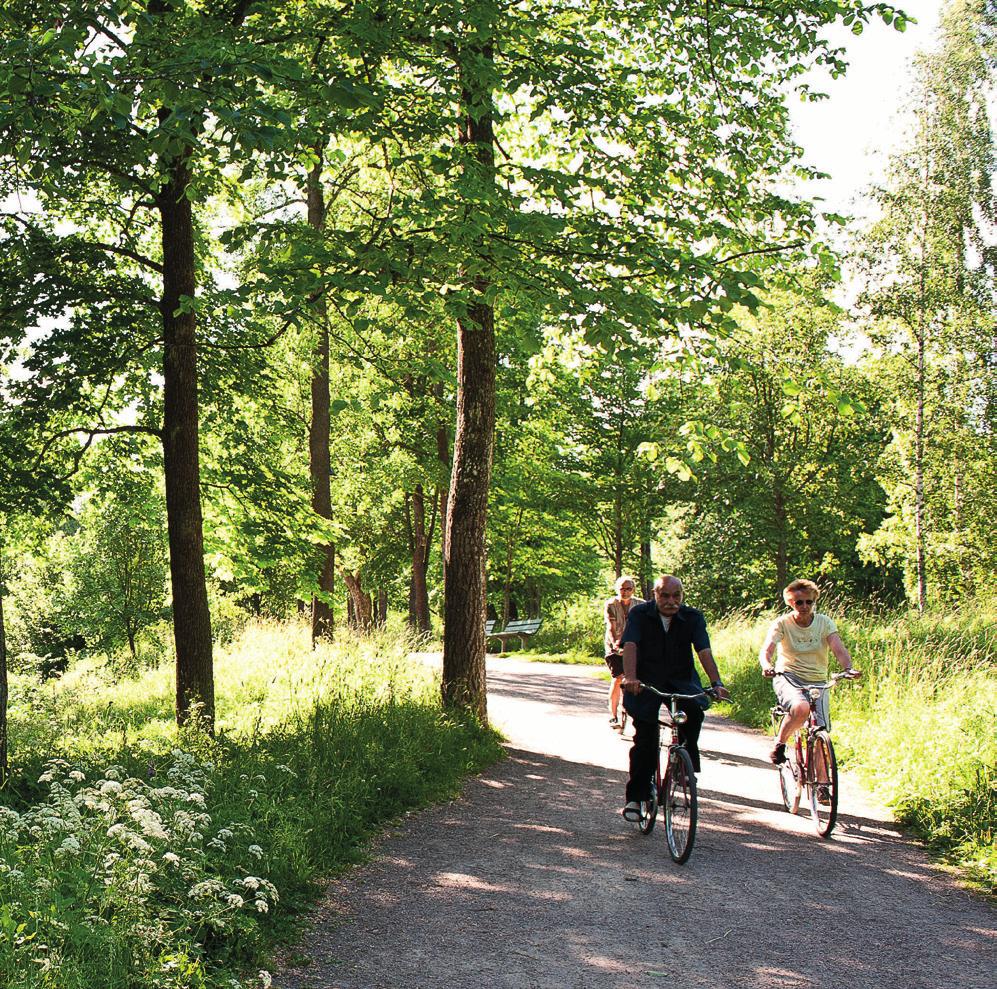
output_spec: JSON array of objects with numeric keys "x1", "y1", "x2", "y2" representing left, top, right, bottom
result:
[
  {"x1": 783, "y1": 579, "x2": 820, "y2": 606},
  {"x1": 615, "y1": 574, "x2": 637, "y2": 595}
]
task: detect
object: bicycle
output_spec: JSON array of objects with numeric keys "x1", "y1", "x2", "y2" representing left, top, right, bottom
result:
[
  {"x1": 770, "y1": 670, "x2": 857, "y2": 838},
  {"x1": 628, "y1": 683, "x2": 717, "y2": 864}
]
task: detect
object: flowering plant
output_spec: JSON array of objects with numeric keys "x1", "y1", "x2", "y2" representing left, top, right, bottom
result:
[{"x1": 0, "y1": 752, "x2": 277, "y2": 988}]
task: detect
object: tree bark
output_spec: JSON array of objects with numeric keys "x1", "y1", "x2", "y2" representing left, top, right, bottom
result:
[
  {"x1": 408, "y1": 485, "x2": 432, "y2": 633},
  {"x1": 307, "y1": 154, "x2": 336, "y2": 643},
  {"x1": 639, "y1": 514, "x2": 653, "y2": 600},
  {"x1": 158, "y1": 156, "x2": 215, "y2": 731},
  {"x1": 914, "y1": 196, "x2": 929, "y2": 612},
  {"x1": 0, "y1": 535, "x2": 8, "y2": 784},
  {"x1": 441, "y1": 30, "x2": 496, "y2": 722},
  {"x1": 343, "y1": 571, "x2": 373, "y2": 631}
]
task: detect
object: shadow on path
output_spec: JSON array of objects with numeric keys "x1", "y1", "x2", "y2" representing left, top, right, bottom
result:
[{"x1": 276, "y1": 659, "x2": 996, "y2": 989}]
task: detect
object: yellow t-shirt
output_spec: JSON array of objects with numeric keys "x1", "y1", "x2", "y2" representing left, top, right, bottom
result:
[{"x1": 766, "y1": 613, "x2": 838, "y2": 682}]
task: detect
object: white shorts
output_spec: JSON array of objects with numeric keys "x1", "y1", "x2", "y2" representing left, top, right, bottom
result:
[{"x1": 774, "y1": 672, "x2": 831, "y2": 731}]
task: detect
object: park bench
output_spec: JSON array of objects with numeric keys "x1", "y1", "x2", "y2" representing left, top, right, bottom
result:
[
  {"x1": 485, "y1": 619, "x2": 496, "y2": 637},
  {"x1": 487, "y1": 617, "x2": 543, "y2": 652}
]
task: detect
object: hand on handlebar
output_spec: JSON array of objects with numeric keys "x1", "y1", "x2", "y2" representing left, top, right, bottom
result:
[
  {"x1": 760, "y1": 663, "x2": 777, "y2": 679},
  {"x1": 621, "y1": 676, "x2": 642, "y2": 695}
]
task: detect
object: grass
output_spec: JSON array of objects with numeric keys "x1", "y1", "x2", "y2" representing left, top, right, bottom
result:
[
  {"x1": 713, "y1": 603, "x2": 996, "y2": 894},
  {"x1": 0, "y1": 621, "x2": 504, "y2": 988}
]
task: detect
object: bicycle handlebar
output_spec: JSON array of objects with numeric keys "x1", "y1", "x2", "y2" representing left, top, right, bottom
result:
[
  {"x1": 635, "y1": 682, "x2": 718, "y2": 701},
  {"x1": 774, "y1": 670, "x2": 860, "y2": 690}
]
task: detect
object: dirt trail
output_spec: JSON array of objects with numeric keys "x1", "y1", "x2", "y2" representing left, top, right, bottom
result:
[{"x1": 275, "y1": 657, "x2": 996, "y2": 989}]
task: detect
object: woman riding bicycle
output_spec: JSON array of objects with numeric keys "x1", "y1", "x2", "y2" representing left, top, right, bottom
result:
[{"x1": 760, "y1": 579, "x2": 860, "y2": 767}]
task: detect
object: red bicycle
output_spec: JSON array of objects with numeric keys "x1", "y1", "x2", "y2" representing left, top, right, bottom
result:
[
  {"x1": 629, "y1": 684, "x2": 716, "y2": 864},
  {"x1": 771, "y1": 670, "x2": 858, "y2": 838}
]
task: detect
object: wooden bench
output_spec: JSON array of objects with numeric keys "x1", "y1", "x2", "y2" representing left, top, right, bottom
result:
[
  {"x1": 485, "y1": 619, "x2": 496, "y2": 637},
  {"x1": 487, "y1": 617, "x2": 543, "y2": 652}
]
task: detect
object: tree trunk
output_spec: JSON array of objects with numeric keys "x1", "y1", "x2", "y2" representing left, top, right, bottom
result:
[
  {"x1": 613, "y1": 487, "x2": 624, "y2": 578},
  {"x1": 639, "y1": 517, "x2": 653, "y2": 601},
  {"x1": 0, "y1": 535, "x2": 8, "y2": 784},
  {"x1": 436, "y1": 384, "x2": 451, "y2": 565},
  {"x1": 914, "y1": 199, "x2": 929, "y2": 612},
  {"x1": 343, "y1": 571, "x2": 373, "y2": 631},
  {"x1": 377, "y1": 587, "x2": 388, "y2": 627},
  {"x1": 307, "y1": 153, "x2": 336, "y2": 643},
  {"x1": 773, "y1": 486, "x2": 789, "y2": 591},
  {"x1": 441, "y1": 31, "x2": 496, "y2": 722},
  {"x1": 914, "y1": 328, "x2": 927, "y2": 611},
  {"x1": 158, "y1": 157, "x2": 215, "y2": 731},
  {"x1": 501, "y1": 504, "x2": 524, "y2": 627},
  {"x1": 408, "y1": 485, "x2": 432, "y2": 634}
]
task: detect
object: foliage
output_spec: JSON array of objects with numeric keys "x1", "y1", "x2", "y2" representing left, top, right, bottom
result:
[
  {"x1": 69, "y1": 458, "x2": 169, "y2": 660},
  {"x1": 854, "y1": 0, "x2": 997, "y2": 607},
  {"x1": 666, "y1": 285, "x2": 896, "y2": 613}
]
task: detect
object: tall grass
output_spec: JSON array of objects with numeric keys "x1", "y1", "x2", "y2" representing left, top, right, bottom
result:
[
  {"x1": 0, "y1": 621, "x2": 503, "y2": 988},
  {"x1": 714, "y1": 603, "x2": 996, "y2": 893}
]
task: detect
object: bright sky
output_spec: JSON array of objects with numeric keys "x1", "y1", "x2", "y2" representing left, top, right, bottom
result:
[{"x1": 789, "y1": 0, "x2": 944, "y2": 220}]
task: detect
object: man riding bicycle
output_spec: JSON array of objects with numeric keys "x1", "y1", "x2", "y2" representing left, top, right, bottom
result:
[
  {"x1": 760, "y1": 579, "x2": 861, "y2": 768},
  {"x1": 619, "y1": 575, "x2": 730, "y2": 822}
]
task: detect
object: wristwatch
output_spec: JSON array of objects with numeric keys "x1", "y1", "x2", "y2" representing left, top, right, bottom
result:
[{"x1": 711, "y1": 680, "x2": 724, "y2": 688}]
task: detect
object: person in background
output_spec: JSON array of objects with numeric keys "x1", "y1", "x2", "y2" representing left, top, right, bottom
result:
[
  {"x1": 759, "y1": 578, "x2": 860, "y2": 773},
  {"x1": 620, "y1": 575, "x2": 729, "y2": 821},
  {"x1": 604, "y1": 575, "x2": 643, "y2": 730}
]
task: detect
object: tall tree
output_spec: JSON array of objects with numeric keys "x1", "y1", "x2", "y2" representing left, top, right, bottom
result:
[
  {"x1": 0, "y1": 1, "x2": 313, "y2": 728},
  {"x1": 856, "y1": 0, "x2": 996, "y2": 607}
]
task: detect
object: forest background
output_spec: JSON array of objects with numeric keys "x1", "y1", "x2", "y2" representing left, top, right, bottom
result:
[{"x1": 0, "y1": 1, "x2": 993, "y2": 987}]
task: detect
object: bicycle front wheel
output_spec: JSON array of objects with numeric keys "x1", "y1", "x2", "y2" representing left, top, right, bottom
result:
[
  {"x1": 664, "y1": 747, "x2": 698, "y2": 864},
  {"x1": 638, "y1": 767, "x2": 659, "y2": 835},
  {"x1": 808, "y1": 731, "x2": 838, "y2": 838},
  {"x1": 778, "y1": 740, "x2": 802, "y2": 814}
]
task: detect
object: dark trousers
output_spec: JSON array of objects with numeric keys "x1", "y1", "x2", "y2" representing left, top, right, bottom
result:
[{"x1": 623, "y1": 689, "x2": 705, "y2": 802}]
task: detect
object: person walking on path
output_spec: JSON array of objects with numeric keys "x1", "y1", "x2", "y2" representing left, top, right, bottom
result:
[
  {"x1": 620, "y1": 574, "x2": 729, "y2": 821},
  {"x1": 604, "y1": 575, "x2": 643, "y2": 730}
]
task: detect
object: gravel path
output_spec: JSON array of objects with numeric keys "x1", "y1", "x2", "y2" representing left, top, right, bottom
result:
[{"x1": 275, "y1": 657, "x2": 996, "y2": 989}]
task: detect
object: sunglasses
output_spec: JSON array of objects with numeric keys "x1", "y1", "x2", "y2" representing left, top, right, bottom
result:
[{"x1": 792, "y1": 598, "x2": 814, "y2": 606}]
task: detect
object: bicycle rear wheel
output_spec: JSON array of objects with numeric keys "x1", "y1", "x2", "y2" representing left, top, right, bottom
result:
[
  {"x1": 807, "y1": 731, "x2": 838, "y2": 838},
  {"x1": 664, "y1": 748, "x2": 697, "y2": 864},
  {"x1": 638, "y1": 767, "x2": 659, "y2": 834}
]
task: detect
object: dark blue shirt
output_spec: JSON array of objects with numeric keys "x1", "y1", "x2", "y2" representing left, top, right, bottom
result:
[{"x1": 620, "y1": 600, "x2": 711, "y2": 690}]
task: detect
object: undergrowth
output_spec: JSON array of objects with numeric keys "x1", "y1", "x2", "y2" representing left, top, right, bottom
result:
[{"x1": 0, "y1": 622, "x2": 503, "y2": 988}]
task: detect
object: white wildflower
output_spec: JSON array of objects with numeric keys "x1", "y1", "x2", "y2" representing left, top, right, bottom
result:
[
  {"x1": 130, "y1": 807, "x2": 167, "y2": 840},
  {"x1": 247, "y1": 845, "x2": 263, "y2": 859},
  {"x1": 224, "y1": 893, "x2": 244, "y2": 909},
  {"x1": 254, "y1": 899, "x2": 269, "y2": 914},
  {"x1": 188, "y1": 879, "x2": 225, "y2": 900},
  {"x1": 55, "y1": 836, "x2": 81, "y2": 858},
  {"x1": 162, "y1": 852, "x2": 181, "y2": 867}
]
